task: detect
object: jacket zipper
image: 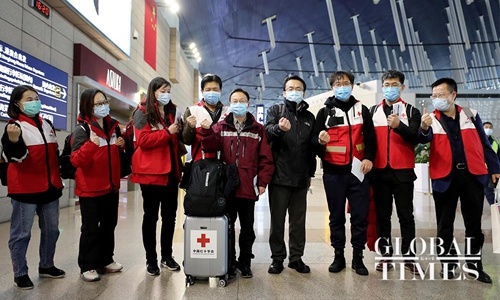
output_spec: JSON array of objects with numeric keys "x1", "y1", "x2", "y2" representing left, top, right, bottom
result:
[{"x1": 106, "y1": 131, "x2": 115, "y2": 192}]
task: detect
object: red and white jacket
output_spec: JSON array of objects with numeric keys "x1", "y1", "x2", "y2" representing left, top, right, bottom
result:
[
  {"x1": 324, "y1": 101, "x2": 365, "y2": 165},
  {"x1": 2, "y1": 114, "x2": 62, "y2": 203},
  {"x1": 428, "y1": 107, "x2": 487, "y2": 179},
  {"x1": 188, "y1": 102, "x2": 230, "y2": 161},
  {"x1": 70, "y1": 115, "x2": 121, "y2": 197},
  {"x1": 130, "y1": 103, "x2": 183, "y2": 186},
  {"x1": 372, "y1": 100, "x2": 415, "y2": 169}
]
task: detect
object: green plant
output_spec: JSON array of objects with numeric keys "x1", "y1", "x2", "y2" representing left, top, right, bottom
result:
[{"x1": 415, "y1": 143, "x2": 430, "y2": 163}]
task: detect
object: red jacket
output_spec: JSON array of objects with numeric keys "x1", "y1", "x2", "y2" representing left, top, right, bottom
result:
[
  {"x1": 200, "y1": 113, "x2": 274, "y2": 201},
  {"x1": 324, "y1": 101, "x2": 365, "y2": 165},
  {"x1": 70, "y1": 115, "x2": 121, "y2": 197},
  {"x1": 188, "y1": 102, "x2": 230, "y2": 161},
  {"x1": 130, "y1": 102, "x2": 183, "y2": 186},
  {"x1": 428, "y1": 107, "x2": 488, "y2": 179},
  {"x1": 372, "y1": 100, "x2": 415, "y2": 169},
  {"x1": 2, "y1": 114, "x2": 62, "y2": 203}
]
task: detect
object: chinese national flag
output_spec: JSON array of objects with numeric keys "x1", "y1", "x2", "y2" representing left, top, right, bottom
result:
[{"x1": 144, "y1": 0, "x2": 157, "y2": 70}]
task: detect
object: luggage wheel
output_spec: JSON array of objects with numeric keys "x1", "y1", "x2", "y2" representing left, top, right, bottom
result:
[{"x1": 185, "y1": 275, "x2": 194, "y2": 287}]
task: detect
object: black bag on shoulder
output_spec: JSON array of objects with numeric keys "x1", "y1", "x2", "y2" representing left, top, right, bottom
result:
[
  {"x1": 183, "y1": 158, "x2": 229, "y2": 217},
  {"x1": 59, "y1": 123, "x2": 90, "y2": 180}
]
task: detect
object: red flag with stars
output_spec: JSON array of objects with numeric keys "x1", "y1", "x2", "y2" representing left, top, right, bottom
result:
[{"x1": 144, "y1": 0, "x2": 157, "y2": 70}]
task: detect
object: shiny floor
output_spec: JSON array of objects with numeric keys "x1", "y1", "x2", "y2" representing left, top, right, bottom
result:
[{"x1": 0, "y1": 178, "x2": 499, "y2": 300}]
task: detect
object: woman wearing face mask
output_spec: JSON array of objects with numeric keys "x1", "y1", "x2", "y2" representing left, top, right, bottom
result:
[
  {"x1": 1, "y1": 85, "x2": 65, "y2": 289},
  {"x1": 200, "y1": 88, "x2": 274, "y2": 279},
  {"x1": 311, "y1": 71, "x2": 377, "y2": 276},
  {"x1": 70, "y1": 88, "x2": 125, "y2": 282},
  {"x1": 130, "y1": 77, "x2": 184, "y2": 276}
]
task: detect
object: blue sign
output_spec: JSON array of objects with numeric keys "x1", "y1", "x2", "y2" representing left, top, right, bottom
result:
[{"x1": 0, "y1": 40, "x2": 68, "y2": 130}]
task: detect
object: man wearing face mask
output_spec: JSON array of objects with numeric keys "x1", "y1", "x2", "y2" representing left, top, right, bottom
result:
[
  {"x1": 311, "y1": 71, "x2": 376, "y2": 276},
  {"x1": 200, "y1": 88, "x2": 274, "y2": 279},
  {"x1": 265, "y1": 75, "x2": 316, "y2": 274},
  {"x1": 369, "y1": 70, "x2": 421, "y2": 274},
  {"x1": 482, "y1": 122, "x2": 500, "y2": 205},
  {"x1": 419, "y1": 77, "x2": 500, "y2": 283},
  {"x1": 182, "y1": 74, "x2": 230, "y2": 162}
]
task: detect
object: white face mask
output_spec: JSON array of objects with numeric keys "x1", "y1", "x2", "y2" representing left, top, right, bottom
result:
[{"x1": 484, "y1": 128, "x2": 493, "y2": 136}]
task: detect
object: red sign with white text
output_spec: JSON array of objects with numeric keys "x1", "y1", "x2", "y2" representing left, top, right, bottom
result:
[{"x1": 73, "y1": 44, "x2": 137, "y2": 100}]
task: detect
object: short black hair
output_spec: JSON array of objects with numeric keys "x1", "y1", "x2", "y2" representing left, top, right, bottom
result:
[
  {"x1": 7, "y1": 85, "x2": 38, "y2": 118},
  {"x1": 381, "y1": 70, "x2": 405, "y2": 84},
  {"x1": 431, "y1": 78, "x2": 457, "y2": 93},
  {"x1": 229, "y1": 88, "x2": 250, "y2": 102},
  {"x1": 483, "y1": 122, "x2": 493, "y2": 127},
  {"x1": 282, "y1": 74, "x2": 307, "y2": 91},
  {"x1": 201, "y1": 74, "x2": 222, "y2": 90},
  {"x1": 329, "y1": 71, "x2": 355, "y2": 87}
]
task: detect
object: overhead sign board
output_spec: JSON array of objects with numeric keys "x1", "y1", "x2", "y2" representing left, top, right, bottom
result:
[{"x1": 0, "y1": 40, "x2": 69, "y2": 130}]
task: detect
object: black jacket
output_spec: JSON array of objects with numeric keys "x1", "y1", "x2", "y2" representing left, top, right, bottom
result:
[
  {"x1": 265, "y1": 100, "x2": 316, "y2": 188},
  {"x1": 311, "y1": 95, "x2": 376, "y2": 175}
]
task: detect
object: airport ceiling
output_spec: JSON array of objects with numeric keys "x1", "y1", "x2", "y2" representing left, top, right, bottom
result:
[{"x1": 177, "y1": 0, "x2": 500, "y2": 106}]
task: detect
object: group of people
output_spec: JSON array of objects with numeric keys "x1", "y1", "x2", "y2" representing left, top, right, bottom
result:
[{"x1": 2, "y1": 68, "x2": 498, "y2": 290}]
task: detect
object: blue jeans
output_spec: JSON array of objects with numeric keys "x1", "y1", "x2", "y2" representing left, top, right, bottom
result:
[{"x1": 9, "y1": 199, "x2": 60, "y2": 277}]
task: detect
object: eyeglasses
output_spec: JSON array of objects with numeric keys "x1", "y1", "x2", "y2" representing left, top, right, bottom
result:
[
  {"x1": 230, "y1": 99, "x2": 248, "y2": 104},
  {"x1": 430, "y1": 93, "x2": 450, "y2": 100},
  {"x1": 285, "y1": 87, "x2": 304, "y2": 92},
  {"x1": 94, "y1": 99, "x2": 110, "y2": 107},
  {"x1": 382, "y1": 83, "x2": 402, "y2": 88},
  {"x1": 332, "y1": 82, "x2": 352, "y2": 87}
]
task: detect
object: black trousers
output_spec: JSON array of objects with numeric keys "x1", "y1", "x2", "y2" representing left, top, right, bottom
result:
[
  {"x1": 268, "y1": 183, "x2": 308, "y2": 262},
  {"x1": 432, "y1": 169, "x2": 485, "y2": 266},
  {"x1": 372, "y1": 170, "x2": 416, "y2": 256},
  {"x1": 227, "y1": 198, "x2": 256, "y2": 266},
  {"x1": 323, "y1": 173, "x2": 369, "y2": 251},
  {"x1": 140, "y1": 179, "x2": 179, "y2": 263},
  {"x1": 78, "y1": 192, "x2": 119, "y2": 272}
]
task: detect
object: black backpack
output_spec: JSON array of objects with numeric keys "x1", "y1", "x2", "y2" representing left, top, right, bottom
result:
[
  {"x1": 183, "y1": 158, "x2": 239, "y2": 217},
  {"x1": 59, "y1": 123, "x2": 90, "y2": 179}
]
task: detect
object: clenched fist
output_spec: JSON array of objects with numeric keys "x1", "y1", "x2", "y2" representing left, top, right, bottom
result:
[
  {"x1": 318, "y1": 130, "x2": 330, "y2": 145},
  {"x1": 421, "y1": 108, "x2": 432, "y2": 131},
  {"x1": 116, "y1": 137, "x2": 125, "y2": 147},
  {"x1": 200, "y1": 119, "x2": 211, "y2": 130},
  {"x1": 278, "y1": 117, "x2": 291, "y2": 132},
  {"x1": 6, "y1": 124, "x2": 21, "y2": 143},
  {"x1": 90, "y1": 131, "x2": 100, "y2": 146},
  {"x1": 387, "y1": 114, "x2": 400, "y2": 129},
  {"x1": 186, "y1": 115, "x2": 196, "y2": 128},
  {"x1": 168, "y1": 123, "x2": 179, "y2": 134}
]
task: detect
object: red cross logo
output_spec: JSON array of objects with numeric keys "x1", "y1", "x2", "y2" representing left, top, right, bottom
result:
[
  {"x1": 197, "y1": 234, "x2": 210, "y2": 247},
  {"x1": 401, "y1": 113, "x2": 406, "y2": 118},
  {"x1": 357, "y1": 111, "x2": 361, "y2": 116}
]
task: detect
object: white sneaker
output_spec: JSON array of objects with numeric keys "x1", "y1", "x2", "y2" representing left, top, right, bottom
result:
[
  {"x1": 104, "y1": 262, "x2": 123, "y2": 273},
  {"x1": 81, "y1": 270, "x2": 100, "y2": 282}
]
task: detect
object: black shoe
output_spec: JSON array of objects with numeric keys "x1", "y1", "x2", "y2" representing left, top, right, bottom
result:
[
  {"x1": 161, "y1": 257, "x2": 181, "y2": 271},
  {"x1": 39, "y1": 266, "x2": 66, "y2": 278},
  {"x1": 352, "y1": 251, "x2": 369, "y2": 276},
  {"x1": 288, "y1": 259, "x2": 310, "y2": 273},
  {"x1": 146, "y1": 261, "x2": 160, "y2": 276},
  {"x1": 268, "y1": 260, "x2": 284, "y2": 274},
  {"x1": 376, "y1": 260, "x2": 393, "y2": 272},
  {"x1": 14, "y1": 275, "x2": 34, "y2": 290},
  {"x1": 329, "y1": 250, "x2": 346, "y2": 273},
  {"x1": 240, "y1": 265, "x2": 253, "y2": 278},
  {"x1": 475, "y1": 270, "x2": 492, "y2": 284},
  {"x1": 465, "y1": 263, "x2": 492, "y2": 284}
]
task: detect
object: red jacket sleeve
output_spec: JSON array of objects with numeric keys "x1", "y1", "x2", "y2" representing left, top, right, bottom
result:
[
  {"x1": 200, "y1": 124, "x2": 222, "y2": 152},
  {"x1": 70, "y1": 141, "x2": 99, "y2": 168},
  {"x1": 257, "y1": 126, "x2": 275, "y2": 188},
  {"x1": 135, "y1": 126, "x2": 171, "y2": 149}
]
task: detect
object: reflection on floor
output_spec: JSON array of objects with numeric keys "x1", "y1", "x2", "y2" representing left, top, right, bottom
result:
[{"x1": 0, "y1": 178, "x2": 499, "y2": 299}]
